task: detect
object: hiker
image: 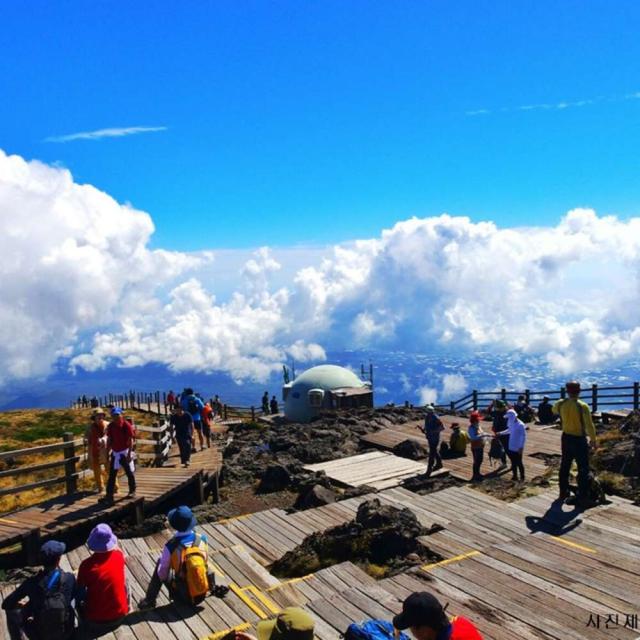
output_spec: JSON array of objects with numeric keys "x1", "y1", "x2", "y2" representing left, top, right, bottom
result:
[
  {"x1": 537, "y1": 395, "x2": 555, "y2": 425},
  {"x1": 234, "y1": 608, "x2": 314, "y2": 640},
  {"x1": 84, "y1": 408, "x2": 115, "y2": 494},
  {"x1": 393, "y1": 591, "x2": 483, "y2": 640},
  {"x1": 171, "y1": 404, "x2": 194, "y2": 467},
  {"x1": 77, "y1": 524, "x2": 129, "y2": 632},
  {"x1": 490, "y1": 400, "x2": 508, "y2": 466},
  {"x1": 82, "y1": 394, "x2": 88, "y2": 408},
  {"x1": 422, "y1": 405, "x2": 444, "y2": 475},
  {"x1": 2, "y1": 540, "x2": 76, "y2": 640},
  {"x1": 494, "y1": 409, "x2": 527, "y2": 481},
  {"x1": 448, "y1": 423, "x2": 469, "y2": 456},
  {"x1": 214, "y1": 394, "x2": 223, "y2": 416},
  {"x1": 138, "y1": 506, "x2": 214, "y2": 610},
  {"x1": 514, "y1": 395, "x2": 533, "y2": 422},
  {"x1": 468, "y1": 411, "x2": 491, "y2": 482},
  {"x1": 270, "y1": 395, "x2": 279, "y2": 415},
  {"x1": 101, "y1": 407, "x2": 136, "y2": 505},
  {"x1": 181, "y1": 388, "x2": 205, "y2": 451},
  {"x1": 262, "y1": 391, "x2": 270, "y2": 414},
  {"x1": 90, "y1": 396, "x2": 99, "y2": 408},
  {"x1": 166, "y1": 390, "x2": 176, "y2": 411},
  {"x1": 553, "y1": 381, "x2": 597, "y2": 507},
  {"x1": 201, "y1": 401, "x2": 213, "y2": 448}
]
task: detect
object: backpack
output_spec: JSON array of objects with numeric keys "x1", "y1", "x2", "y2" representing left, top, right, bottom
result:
[
  {"x1": 34, "y1": 570, "x2": 72, "y2": 640},
  {"x1": 187, "y1": 396, "x2": 200, "y2": 415},
  {"x1": 488, "y1": 437, "x2": 504, "y2": 464},
  {"x1": 169, "y1": 534, "x2": 210, "y2": 605},
  {"x1": 344, "y1": 620, "x2": 410, "y2": 640}
]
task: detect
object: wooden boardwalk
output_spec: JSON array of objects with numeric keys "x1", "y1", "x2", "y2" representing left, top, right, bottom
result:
[
  {"x1": 0, "y1": 445, "x2": 222, "y2": 566},
  {"x1": 2, "y1": 484, "x2": 637, "y2": 640}
]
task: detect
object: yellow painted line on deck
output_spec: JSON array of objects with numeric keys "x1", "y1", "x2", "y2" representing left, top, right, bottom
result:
[
  {"x1": 266, "y1": 574, "x2": 314, "y2": 591},
  {"x1": 421, "y1": 550, "x2": 481, "y2": 571},
  {"x1": 551, "y1": 536, "x2": 597, "y2": 553},
  {"x1": 242, "y1": 585, "x2": 281, "y2": 615},
  {"x1": 205, "y1": 622, "x2": 251, "y2": 640},
  {"x1": 0, "y1": 517, "x2": 20, "y2": 525},
  {"x1": 229, "y1": 583, "x2": 269, "y2": 619}
]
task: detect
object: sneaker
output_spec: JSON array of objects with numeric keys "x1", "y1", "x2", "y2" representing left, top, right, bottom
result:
[
  {"x1": 98, "y1": 496, "x2": 114, "y2": 506},
  {"x1": 137, "y1": 598, "x2": 156, "y2": 611}
]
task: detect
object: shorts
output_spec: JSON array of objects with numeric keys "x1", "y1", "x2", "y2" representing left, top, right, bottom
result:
[{"x1": 193, "y1": 420, "x2": 203, "y2": 432}]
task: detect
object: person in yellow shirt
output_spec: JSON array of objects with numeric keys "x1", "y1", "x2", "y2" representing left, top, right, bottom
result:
[
  {"x1": 449, "y1": 423, "x2": 469, "y2": 456},
  {"x1": 552, "y1": 381, "x2": 596, "y2": 507}
]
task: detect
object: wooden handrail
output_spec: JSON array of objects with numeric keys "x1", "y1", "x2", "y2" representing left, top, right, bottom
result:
[
  {"x1": 0, "y1": 456, "x2": 81, "y2": 479},
  {"x1": 0, "y1": 439, "x2": 82, "y2": 462}
]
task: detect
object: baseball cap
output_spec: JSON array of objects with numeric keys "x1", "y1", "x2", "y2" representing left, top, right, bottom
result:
[
  {"x1": 256, "y1": 608, "x2": 314, "y2": 640},
  {"x1": 392, "y1": 592, "x2": 449, "y2": 631},
  {"x1": 40, "y1": 540, "x2": 66, "y2": 562},
  {"x1": 110, "y1": 407, "x2": 123, "y2": 416}
]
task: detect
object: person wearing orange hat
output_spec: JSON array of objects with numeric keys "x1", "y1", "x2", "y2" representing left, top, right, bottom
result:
[{"x1": 552, "y1": 381, "x2": 597, "y2": 507}]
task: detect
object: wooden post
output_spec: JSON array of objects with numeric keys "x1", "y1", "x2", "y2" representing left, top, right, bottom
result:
[
  {"x1": 156, "y1": 391, "x2": 161, "y2": 416},
  {"x1": 634, "y1": 382, "x2": 639, "y2": 410},
  {"x1": 591, "y1": 383, "x2": 598, "y2": 413},
  {"x1": 472, "y1": 390, "x2": 478, "y2": 410},
  {"x1": 195, "y1": 471, "x2": 205, "y2": 505},
  {"x1": 152, "y1": 422, "x2": 161, "y2": 467},
  {"x1": 162, "y1": 392, "x2": 167, "y2": 415},
  {"x1": 450, "y1": 400, "x2": 455, "y2": 411},
  {"x1": 224, "y1": 404, "x2": 228, "y2": 420},
  {"x1": 525, "y1": 389, "x2": 530, "y2": 405},
  {"x1": 133, "y1": 499, "x2": 144, "y2": 525},
  {"x1": 500, "y1": 388, "x2": 506, "y2": 401},
  {"x1": 63, "y1": 432, "x2": 77, "y2": 495},
  {"x1": 560, "y1": 386, "x2": 566, "y2": 399},
  {"x1": 23, "y1": 529, "x2": 41, "y2": 566},
  {"x1": 147, "y1": 394, "x2": 151, "y2": 412},
  {"x1": 210, "y1": 472, "x2": 220, "y2": 503},
  {"x1": 251, "y1": 406, "x2": 255, "y2": 421}
]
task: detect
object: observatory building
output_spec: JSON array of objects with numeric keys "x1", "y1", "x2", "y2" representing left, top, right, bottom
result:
[{"x1": 282, "y1": 364, "x2": 373, "y2": 423}]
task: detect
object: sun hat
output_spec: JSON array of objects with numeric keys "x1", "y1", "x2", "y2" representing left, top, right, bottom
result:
[
  {"x1": 393, "y1": 592, "x2": 449, "y2": 631},
  {"x1": 91, "y1": 408, "x2": 105, "y2": 417},
  {"x1": 256, "y1": 607, "x2": 315, "y2": 640},
  {"x1": 87, "y1": 523, "x2": 118, "y2": 553},
  {"x1": 168, "y1": 505, "x2": 196, "y2": 532}
]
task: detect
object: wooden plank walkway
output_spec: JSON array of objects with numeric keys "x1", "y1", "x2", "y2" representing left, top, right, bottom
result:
[
  {"x1": 0, "y1": 445, "x2": 222, "y2": 565},
  {"x1": 303, "y1": 451, "x2": 430, "y2": 490}
]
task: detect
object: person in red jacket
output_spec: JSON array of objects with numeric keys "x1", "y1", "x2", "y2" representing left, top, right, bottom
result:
[
  {"x1": 393, "y1": 592, "x2": 483, "y2": 640},
  {"x1": 100, "y1": 407, "x2": 136, "y2": 505},
  {"x1": 77, "y1": 524, "x2": 129, "y2": 633}
]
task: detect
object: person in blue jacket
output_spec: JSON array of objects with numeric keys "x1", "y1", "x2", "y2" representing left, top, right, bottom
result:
[{"x1": 181, "y1": 388, "x2": 205, "y2": 451}]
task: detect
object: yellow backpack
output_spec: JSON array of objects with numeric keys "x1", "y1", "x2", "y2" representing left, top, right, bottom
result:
[{"x1": 169, "y1": 533, "x2": 209, "y2": 604}]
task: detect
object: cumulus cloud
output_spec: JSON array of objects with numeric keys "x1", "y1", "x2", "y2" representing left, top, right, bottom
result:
[
  {"x1": 45, "y1": 126, "x2": 167, "y2": 143},
  {"x1": 2, "y1": 147, "x2": 640, "y2": 387},
  {"x1": 416, "y1": 386, "x2": 438, "y2": 406}
]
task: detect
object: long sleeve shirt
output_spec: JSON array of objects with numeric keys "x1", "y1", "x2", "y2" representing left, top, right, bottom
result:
[
  {"x1": 552, "y1": 398, "x2": 596, "y2": 440},
  {"x1": 496, "y1": 411, "x2": 527, "y2": 451}
]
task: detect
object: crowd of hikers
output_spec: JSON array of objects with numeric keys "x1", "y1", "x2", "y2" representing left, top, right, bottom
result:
[
  {"x1": 2, "y1": 503, "x2": 484, "y2": 639},
  {"x1": 421, "y1": 381, "x2": 598, "y2": 508}
]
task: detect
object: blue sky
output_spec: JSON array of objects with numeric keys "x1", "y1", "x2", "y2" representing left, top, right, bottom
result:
[{"x1": 1, "y1": 1, "x2": 640, "y2": 250}]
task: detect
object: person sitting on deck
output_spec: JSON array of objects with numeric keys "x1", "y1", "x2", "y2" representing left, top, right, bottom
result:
[
  {"x1": 171, "y1": 404, "x2": 194, "y2": 467},
  {"x1": 514, "y1": 395, "x2": 533, "y2": 423},
  {"x1": 77, "y1": 524, "x2": 129, "y2": 633},
  {"x1": 225, "y1": 607, "x2": 315, "y2": 640},
  {"x1": 448, "y1": 423, "x2": 469, "y2": 456},
  {"x1": 2, "y1": 540, "x2": 77, "y2": 640},
  {"x1": 393, "y1": 592, "x2": 483, "y2": 639},
  {"x1": 85, "y1": 408, "x2": 114, "y2": 494},
  {"x1": 100, "y1": 407, "x2": 136, "y2": 505},
  {"x1": 137, "y1": 506, "x2": 215, "y2": 611},
  {"x1": 537, "y1": 395, "x2": 555, "y2": 425},
  {"x1": 422, "y1": 405, "x2": 444, "y2": 476},
  {"x1": 468, "y1": 411, "x2": 491, "y2": 482},
  {"x1": 493, "y1": 409, "x2": 527, "y2": 481}
]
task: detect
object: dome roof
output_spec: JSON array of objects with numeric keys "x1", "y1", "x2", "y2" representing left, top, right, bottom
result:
[{"x1": 291, "y1": 364, "x2": 365, "y2": 391}]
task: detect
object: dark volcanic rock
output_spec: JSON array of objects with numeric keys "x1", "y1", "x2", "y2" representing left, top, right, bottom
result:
[
  {"x1": 294, "y1": 484, "x2": 337, "y2": 510},
  {"x1": 271, "y1": 498, "x2": 441, "y2": 579},
  {"x1": 393, "y1": 438, "x2": 428, "y2": 460},
  {"x1": 258, "y1": 464, "x2": 292, "y2": 493}
]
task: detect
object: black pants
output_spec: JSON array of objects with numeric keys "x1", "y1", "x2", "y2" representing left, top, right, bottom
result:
[
  {"x1": 144, "y1": 562, "x2": 214, "y2": 604},
  {"x1": 507, "y1": 450, "x2": 525, "y2": 480},
  {"x1": 497, "y1": 435, "x2": 509, "y2": 464},
  {"x1": 106, "y1": 452, "x2": 136, "y2": 498},
  {"x1": 559, "y1": 433, "x2": 590, "y2": 498},
  {"x1": 5, "y1": 609, "x2": 74, "y2": 640},
  {"x1": 177, "y1": 437, "x2": 191, "y2": 464},
  {"x1": 471, "y1": 447, "x2": 484, "y2": 480},
  {"x1": 426, "y1": 437, "x2": 442, "y2": 473}
]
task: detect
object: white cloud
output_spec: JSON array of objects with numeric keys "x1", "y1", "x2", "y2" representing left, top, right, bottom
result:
[
  {"x1": 441, "y1": 373, "x2": 468, "y2": 399},
  {"x1": 45, "y1": 126, "x2": 167, "y2": 143},
  {"x1": 416, "y1": 386, "x2": 438, "y2": 406},
  {"x1": 2, "y1": 148, "x2": 640, "y2": 386}
]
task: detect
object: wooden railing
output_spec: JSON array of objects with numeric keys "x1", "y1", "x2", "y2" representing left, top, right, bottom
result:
[
  {"x1": 0, "y1": 419, "x2": 173, "y2": 505},
  {"x1": 448, "y1": 382, "x2": 640, "y2": 413}
]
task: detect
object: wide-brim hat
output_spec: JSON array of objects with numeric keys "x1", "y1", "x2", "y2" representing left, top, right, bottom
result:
[
  {"x1": 91, "y1": 408, "x2": 106, "y2": 417},
  {"x1": 87, "y1": 523, "x2": 118, "y2": 552},
  {"x1": 168, "y1": 506, "x2": 197, "y2": 532},
  {"x1": 256, "y1": 608, "x2": 314, "y2": 640}
]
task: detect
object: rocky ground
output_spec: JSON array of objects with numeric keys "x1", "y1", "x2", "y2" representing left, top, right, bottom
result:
[
  {"x1": 271, "y1": 498, "x2": 442, "y2": 579},
  {"x1": 593, "y1": 411, "x2": 640, "y2": 502}
]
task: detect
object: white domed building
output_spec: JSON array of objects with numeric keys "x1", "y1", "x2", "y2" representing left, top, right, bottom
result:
[{"x1": 283, "y1": 364, "x2": 373, "y2": 423}]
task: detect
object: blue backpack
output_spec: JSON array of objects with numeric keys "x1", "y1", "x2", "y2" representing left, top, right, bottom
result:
[{"x1": 344, "y1": 620, "x2": 410, "y2": 640}]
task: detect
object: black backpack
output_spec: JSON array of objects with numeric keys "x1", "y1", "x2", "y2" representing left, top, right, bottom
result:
[
  {"x1": 187, "y1": 396, "x2": 199, "y2": 415},
  {"x1": 34, "y1": 570, "x2": 72, "y2": 640}
]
